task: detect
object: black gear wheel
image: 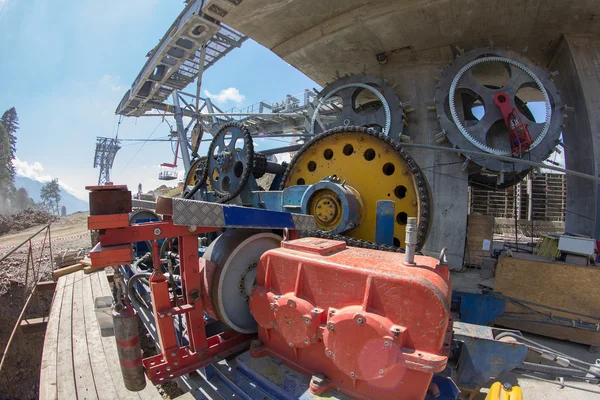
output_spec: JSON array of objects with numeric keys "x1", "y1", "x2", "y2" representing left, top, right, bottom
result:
[
  {"x1": 206, "y1": 122, "x2": 254, "y2": 203},
  {"x1": 280, "y1": 125, "x2": 432, "y2": 251},
  {"x1": 252, "y1": 153, "x2": 268, "y2": 178}
]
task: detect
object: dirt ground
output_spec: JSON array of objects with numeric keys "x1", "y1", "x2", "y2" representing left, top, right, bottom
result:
[{"x1": 0, "y1": 211, "x2": 91, "y2": 400}]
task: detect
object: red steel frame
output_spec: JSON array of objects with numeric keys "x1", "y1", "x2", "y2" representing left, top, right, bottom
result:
[
  {"x1": 90, "y1": 213, "x2": 254, "y2": 384},
  {"x1": 493, "y1": 91, "x2": 534, "y2": 157}
]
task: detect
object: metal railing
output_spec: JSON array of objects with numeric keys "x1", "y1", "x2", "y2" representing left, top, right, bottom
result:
[{"x1": 0, "y1": 224, "x2": 54, "y2": 372}]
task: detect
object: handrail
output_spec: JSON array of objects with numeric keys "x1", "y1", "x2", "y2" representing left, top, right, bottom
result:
[
  {"x1": 0, "y1": 223, "x2": 54, "y2": 374},
  {"x1": 0, "y1": 223, "x2": 51, "y2": 263}
]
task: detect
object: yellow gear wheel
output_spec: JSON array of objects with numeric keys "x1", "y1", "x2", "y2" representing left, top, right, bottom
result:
[
  {"x1": 282, "y1": 127, "x2": 431, "y2": 248},
  {"x1": 183, "y1": 157, "x2": 213, "y2": 193}
]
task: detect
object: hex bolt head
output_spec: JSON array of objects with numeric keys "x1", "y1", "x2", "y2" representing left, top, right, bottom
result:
[
  {"x1": 153, "y1": 228, "x2": 161, "y2": 236},
  {"x1": 166, "y1": 366, "x2": 171, "y2": 372},
  {"x1": 304, "y1": 339, "x2": 309, "y2": 344},
  {"x1": 384, "y1": 341, "x2": 390, "y2": 347},
  {"x1": 304, "y1": 318, "x2": 311, "y2": 324},
  {"x1": 287, "y1": 299, "x2": 296, "y2": 308},
  {"x1": 356, "y1": 317, "x2": 364, "y2": 325},
  {"x1": 379, "y1": 369, "x2": 384, "y2": 374},
  {"x1": 328, "y1": 323, "x2": 335, "y2": 331},
  {"x1": 350, "y1": 372, "x2": 356, "y2": 378},
  {"x1": 288, "y1": 341, "x2": 293, "y2": 347},
  {"x1": 327, "y1": 350, "x2": 333, "y2": 357},
  {"x1": 159, "y1": 314, "x2": 165, "y2": 318},
  {"x1": 171, "y1": 352, "x2": 177, "y2": 357}
]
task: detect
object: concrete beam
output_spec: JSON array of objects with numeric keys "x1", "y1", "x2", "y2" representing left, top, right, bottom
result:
[
  {"x1": 550, "y1": 34, "x2": 600, "y2": 239},
  {"x1": 203, "y1": 0, "x2": 600, "y2": 85}
]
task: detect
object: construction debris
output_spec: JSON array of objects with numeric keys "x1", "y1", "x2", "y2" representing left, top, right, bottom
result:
[{"x1": 0, "y1": 209, "x2": 57, "y2": 236}]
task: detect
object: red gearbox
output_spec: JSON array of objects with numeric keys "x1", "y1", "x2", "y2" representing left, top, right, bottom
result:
[{"x1": 249, "y1": 237, "x2": 452, "y2": 400}]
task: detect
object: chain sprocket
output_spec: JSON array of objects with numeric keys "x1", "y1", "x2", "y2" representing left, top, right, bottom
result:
[
  {"x1": 206, "y1": 122, "x2": 254, "y2": 203},
  {"x1": 281, "y1": 125, "x2": 432, "y2": 251}
]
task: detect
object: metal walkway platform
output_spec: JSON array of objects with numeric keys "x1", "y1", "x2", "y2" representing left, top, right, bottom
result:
[{"x1": 39, "y1": 270, "x2": 162, "y2": 400}]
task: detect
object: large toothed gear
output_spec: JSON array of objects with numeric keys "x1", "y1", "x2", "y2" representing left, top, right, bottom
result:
[
  {"x1": 206, "y1": 122, "x2": 254, "y2": 202},
  {"x1": 311, "y1": 74, "x2": 406, "y2": 141},
  {"x1": 435, "y1": 47, "x2": 563, "y2": 187},
  {"x1": 281, "y1": 126, "x2": 432, "y2": 251}
]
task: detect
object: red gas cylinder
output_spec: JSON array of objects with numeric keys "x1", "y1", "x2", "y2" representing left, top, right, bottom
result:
[
  {"x1": 249, "y1": 237, "x2": 452, "y2": 400},
  {"x1": 113, "y1": 304, "x2": 146, "y2": 391}
]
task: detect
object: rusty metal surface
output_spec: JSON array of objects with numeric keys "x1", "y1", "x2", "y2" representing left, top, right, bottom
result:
[{"x1": 89, "y1": 189, "x2": 132, "y2": 216}]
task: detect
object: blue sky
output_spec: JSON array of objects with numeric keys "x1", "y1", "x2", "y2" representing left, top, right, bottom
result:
[{"x1": 0, "y1": 0, "x2": 317, "y2": 200}]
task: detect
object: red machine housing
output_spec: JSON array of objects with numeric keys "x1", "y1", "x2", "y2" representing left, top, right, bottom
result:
[{"x1": 249, "y1": 237, "x2": 452, "y2": 400}]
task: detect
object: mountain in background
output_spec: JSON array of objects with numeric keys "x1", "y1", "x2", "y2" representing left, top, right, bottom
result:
[{"x1": 14, "y1": 176, "x2": 89, "y2": 214}]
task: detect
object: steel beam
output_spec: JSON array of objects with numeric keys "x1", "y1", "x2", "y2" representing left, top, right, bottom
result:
[{"x1": 172, "y1": 91, "x2": 192, "y2": 173}]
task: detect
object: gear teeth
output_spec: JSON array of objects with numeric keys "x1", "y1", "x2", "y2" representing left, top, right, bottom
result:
[
  {"x1": 206, "y1": 122, "x2": 254, "y2": 203},
  {"x1": 280, "y1": 125, "x2": 432, "y2": 251}
]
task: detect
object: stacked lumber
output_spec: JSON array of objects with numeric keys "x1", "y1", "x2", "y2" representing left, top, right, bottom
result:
[
  {"x1": 54, "y1": 250, "x2": 85, "y2": 269},
  {"x1": 53, "y1": 250, "x2": 88, "y2": 279},
  {"x1": 52, "y1": 263, "x2": 84, "y2": 279}
]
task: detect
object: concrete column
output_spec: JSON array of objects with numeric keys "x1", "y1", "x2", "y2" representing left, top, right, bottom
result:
[
  {"x1": 550, "y1": 35, "x2": 600, "y2": 239},
  {"x1": 381, "y1": 47, "x2": 469, "y2": 268}
]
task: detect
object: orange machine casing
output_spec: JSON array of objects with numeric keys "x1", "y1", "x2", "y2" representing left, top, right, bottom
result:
[{"x1": 249, "y1": 237, "x2": 452, "y2": 400}]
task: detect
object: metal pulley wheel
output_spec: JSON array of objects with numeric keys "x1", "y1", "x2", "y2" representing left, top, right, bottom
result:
[
  {"x1": 435, "y1": 47, "x2": 563, "y2": 187},
  {"x1": 281, "y1": 126, "x2": 432, "y2": 250},
  {"x1": 311, "y1": 74, "x2": 406, "y2": 140},
  {"x1": 202, "y1": 230, "x2": 282, "y2": 333},
  {"x1": 206, "y1": 122, "x2": 254, "y2": 202}
]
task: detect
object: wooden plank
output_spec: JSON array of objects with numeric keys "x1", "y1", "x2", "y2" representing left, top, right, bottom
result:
[
  {"x1": 81, "y1": 272, "x2": 119, "y2": 400},
  {"x1": 96, "y1": 271, "x2": 163, "y2": 400},
  {"x1": 80, "y1": 257, "x2": 92, "y2": 266},
  {"x1": 466, "y1": 215, "x2": 494, "y2": 266},
  {"x1": 36, "y1": 281, "x2": 57, "y2": 292},
  {"x1": 40, "y1": 276, "x2": 66, "y2": 400},
  {"x1": 72, "y1": 270, "x2": 100, "y2": 399},
  {"x1": 90, "y1": 272, "x2": 143, "y2": 400},
  {"x1": 20, "y1": 316, "x2": 49, "y2": 334},
  {"x1": 494, "y1": 254, "x2": 600, "y2": 346},
  {"x1": 57, "y1": 273, "x2": 77, "y2": 399},
  {"x1": 52, "y1": 263, "x2": 84, "y2": 279}
]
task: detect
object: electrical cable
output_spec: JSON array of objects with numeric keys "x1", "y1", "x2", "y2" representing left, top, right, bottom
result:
[
  {"x1": 516, "y1": 373, "x2": 600, "y2": 395},
  {"x1": 127, "y1": 272, "x2": 152, "y2": 310},
  {"x1": 113, "y1": 119, "x2": 164, "y2": 177}
]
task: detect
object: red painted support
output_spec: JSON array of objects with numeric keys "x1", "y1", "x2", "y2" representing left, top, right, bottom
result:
[{"x1": 493, "y1": 92, "x2": 534, "y2": 157}]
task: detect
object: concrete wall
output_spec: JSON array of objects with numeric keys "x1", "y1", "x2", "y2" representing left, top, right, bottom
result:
[
  {"x1": 550, "y1": 35, "x2": 600, "y2": 239},
  {"x1": 377, "y1": 47, "x2": 469, "y2": 268}
]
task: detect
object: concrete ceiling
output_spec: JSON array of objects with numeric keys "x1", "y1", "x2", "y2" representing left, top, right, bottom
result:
[{"x1": 203, "y1": 0, "x2": 600, "y2": 84}]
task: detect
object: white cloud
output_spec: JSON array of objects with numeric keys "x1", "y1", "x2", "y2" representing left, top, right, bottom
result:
[
  {"x1": 12, "y1": 157, "x2": 88, "y2": 200},
  {"x1": 13, "y1": 157, "x2": 52, "y2": 182},
  {"x1": 99, "y1": 74, "x2": 122, "y2": 93},
  {"x1": 204, "y1": 87, "x2": 245, "y2": 104}
]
